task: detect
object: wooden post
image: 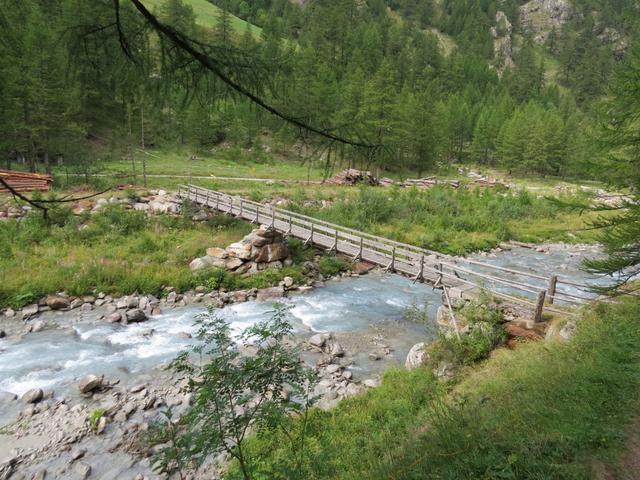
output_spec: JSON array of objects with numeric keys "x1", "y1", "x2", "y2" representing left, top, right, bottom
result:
[
  {"x1": 286, "y1": 215, "x2": 293, "y2": 236},
  {"x1": 216, "y1": 192, "x2": 220, "y2": 210},
  {"x1": 413, "y1": 254, "x2": 424, "y2": 284},
  {"x1": 206, "y1": 191, "x2": 210, "y2": 207},
  {"x1": 230, "y1": 196, "x2": 233, "y2": 215},
  {"x1": 534, "y1": 290, "x2": 546, "y2": 323},
  {"x1": 239, "y1": 198, "x2": 244, "y2": 217},
  {"x1": 547, "y1": 275, "x2": 558, "y2": 305},
  {"x1": 386, "y1": 247, "x2": 396, "y2": 272},
  {"x1": 354, "y1": 237, "x2": 364, "y2": 261},
  {"x1": 436, "y1": 263, "x2": 443, "y2": 287},
  {"x1": 254, "y1": 205, "x2": 260, "y2": 224},
  {"x1": 330, "y1": 229, "x2": 338, "y2": 253},
  {"x1": 271, "y1": 206, "x2": 275, "y2": 229},
  {"x1": 305, "y1": 223, "x2": 314, "y2": 245}
]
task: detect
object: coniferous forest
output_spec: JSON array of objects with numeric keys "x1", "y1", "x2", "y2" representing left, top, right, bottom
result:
[{"x1": 1, "y1": 0, "x2": 638, "y2": 179}]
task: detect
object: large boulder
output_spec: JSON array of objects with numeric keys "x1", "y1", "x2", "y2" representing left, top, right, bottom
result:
[
  {"x1": 405, "y1": 343, "x2": 430, "y2": 370},
  {"x1": 256, "y1": 286, "x2": 285, "y2": 301},
  {"x1": 46, "y1": 295, "x2": 70, "y2": 310},
  {"x1": 125, "y1": 308, "x2": 147, "y2": 323},
  {"x1": 21, "y1": 388, "x2": 43, "y2": 404},
  {"x1": 226, "y1": 242, "x2": 253, "y2": 260},
  {"x1": 225, "y1": 257, "x2": 244, "y2": 271},
  {"x1": 189, "y1": 256, "x2": 226, "y2": 271},
  {"x1": 254, "y1": 243, "x2": 289, "y2": 263},
  {"x1": 78, "y1": 374, "x2": 103, "y2": 394}
]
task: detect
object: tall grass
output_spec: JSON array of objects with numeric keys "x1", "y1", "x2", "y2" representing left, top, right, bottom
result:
[
  {"x1": 232, "y1": 298, "x2": 640, "y2": 479},
  {"x1": 288, "y1": 186, "x2": 589, "y2": 254}
]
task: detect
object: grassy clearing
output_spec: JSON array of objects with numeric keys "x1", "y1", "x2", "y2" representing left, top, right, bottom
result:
[
  {"x1": 142, "y1": 0, "x2": 261, "y2": 37},
  {"x1": 232, "y1": 298, "x2": 640, "y2": 479},
  {"x1": 0, "y1": 205, "x2": 251, "y2": 309}
]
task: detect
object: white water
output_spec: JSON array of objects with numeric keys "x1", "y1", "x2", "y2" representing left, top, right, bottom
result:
[{"x1": 0, "y1": 245, "x2": 614, "y2": 399}]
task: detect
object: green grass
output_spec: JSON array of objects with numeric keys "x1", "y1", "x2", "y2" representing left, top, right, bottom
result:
[
  {"x1": 232, "y1": 298, "x2": 640, "y2": 479},
  {"x1": 143, "y1": 0, "x2": 261, "y2": 37},
  {"x1": 0, "y1": 204, "x2": 251, "y2": 309}
]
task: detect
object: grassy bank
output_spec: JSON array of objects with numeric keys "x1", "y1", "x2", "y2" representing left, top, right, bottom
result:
[
  {"x1": 232, "y1": 298, "x2": 640, "y2": 479},
  {"x1": 0, "y1": 205, "x2": 250, "y2": 309}
]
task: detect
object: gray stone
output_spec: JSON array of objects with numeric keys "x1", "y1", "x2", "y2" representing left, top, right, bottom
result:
[
  {"x1": 308, "y1": 334, "x2": 327, "y2": 348},
  {"x1": 22, "y1": 304, "x2": 39, "y2": 318},
  {"x1": 107, "y1": 312, "x2": 122, "y2": 323},
  {"x1": 70, "y1": 298, "x2": 83, "y2": 309},
  {"x1": 225, "y1": 257, "x2": 244, "y2": 271},
  {"x1": 0, "y1": 391, "x2": 17, "y2": 404},
  {"x1": 405, "y1": 342, "x2": 430, "y2": 370},
  {"x1": 80, "y1": 302, "x2": 93, "y2": 312},
  {"x1": 330, "y1": 342, "x2": 345, "y2": 357},
  {"x1": 363, "y1": 378, "x2": 380, "y2": 388},
  {"x1": 32, "y1": 469, "x2": 47, "y2": 480},
  {"x1": 226, "y1": 242, "x2": 253, "y2": 260},
  {"x1": 4, "y1": 308, "x2": 15, "y2": 318},
  {"x1": 75, "y1": 462, "x2": 92, "y2": 479},
  {"x1": 0, "y1": 330, "x2": 5, "y2": 339},
  {"x1": 21, "y1": 388, "x2": 43, "y2": 404},
  {"x1": 326, "y1": 364, "x2": 341, "y2": 374},
  {"x1": 78, "y1": 375, "x2": 102, "y2": 394},
  {"x1": 345, "y1": 383, "x2": 362, "y2": 398},
  {"x1": 31, "y1": 321, "x2": 46, "y2": 333},
  {"x1": 256, "y1": 286, "x2": 284, "y2": 301},
  {"x1": 283, "y1": 276, "x2": 294, "y2": 288},
  {"x1": 125, "y1": 308, "x2": 147, "y2": 323}
]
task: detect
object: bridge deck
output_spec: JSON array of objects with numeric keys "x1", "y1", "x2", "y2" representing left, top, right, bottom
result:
[{"x1": 179, "y1": 184, "x2": 590, "y2": 320}]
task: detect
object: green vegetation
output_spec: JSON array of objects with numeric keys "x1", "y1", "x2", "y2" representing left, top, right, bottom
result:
[
  {"x1": 232, "y1": 298, "x2": 640, "y2": 479},
  {"x1": 88, "y1": 408, "x2": 107, "y2": 432},
  {"x1": 0, "y1": 205, "x2": 251, "y2": 309},
  {"x1": 287, "y1": 186, "x2": 597, "y2": 254}
]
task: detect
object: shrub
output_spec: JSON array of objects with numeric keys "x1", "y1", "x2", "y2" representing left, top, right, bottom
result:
[{"x1": 317, "y1": 256, "x2": 350, "y2": 277}]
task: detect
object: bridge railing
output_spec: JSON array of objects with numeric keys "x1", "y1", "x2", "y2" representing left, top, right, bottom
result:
[{"x1": 179, "y1": 185, "x2": 593, "y2": 313}]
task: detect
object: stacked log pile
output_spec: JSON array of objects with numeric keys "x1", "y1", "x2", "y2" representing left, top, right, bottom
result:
[
  {"x1": 326, "y1": 169, "x2": 379, "y2": 186},
  {"x1": 0, "y1": 170, "x2": 53, "y2": 193}
]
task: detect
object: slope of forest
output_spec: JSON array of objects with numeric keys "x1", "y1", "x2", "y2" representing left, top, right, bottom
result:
[{"x1": 0, "y1": 0, "x2": 638, "y2": 180}]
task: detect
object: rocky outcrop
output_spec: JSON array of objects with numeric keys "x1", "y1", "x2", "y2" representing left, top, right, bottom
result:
[
  {"x1": 519, "y1": 0, "x2": 574, "y2": 44},
  {"x1": 491, "y1": 11, "x2": 514, "y2": 74},
  {"x1": 190, "y1": 226, "x2": 291, "y2": 275}
]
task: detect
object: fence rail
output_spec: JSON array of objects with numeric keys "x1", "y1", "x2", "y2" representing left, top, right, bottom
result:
[{"x1": 179, "y1": 185, "x2": 594, "y2": 319}]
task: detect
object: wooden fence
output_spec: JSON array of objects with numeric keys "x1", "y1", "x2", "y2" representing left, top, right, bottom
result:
[{"x1": 179, "y1": 184, "x2": 594, "y2": 320}]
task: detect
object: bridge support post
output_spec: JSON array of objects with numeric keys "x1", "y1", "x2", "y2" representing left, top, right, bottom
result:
[
  {"x1": 206, "y1": 191, "x2": 210, "y2": 207},
  {"x1": 216, "y1": 192, "x2": 220, "y2": 211},
  {"x1": 270, "y1": 206, "x2": 275, "y2": 230},
  {"x1": 386, "y1": 247, "x2": 396, "y2": 272},
  {"x1": 354, "y1": 237, "x2": 364, "y2": 261},
  {"x1": 413, "y1": 255, "x2": 424, "y2": 284},
  {"x1": 286, "y1": 215, "x2": 293, "y2": 236},
  {"x1": 547, "y1": 275, "x2": 558, "y2": 305},
  {"x1": 230, "y1": 196, "x2": 234, "y2": 216},
  {"x1": 534, "y1": 290, "x2": 546, "y2": 323},
  {"x1": 305, "y1": 223, "x2": 314, "y2": 245},
  {"x1": 239, "y1": 199, "x2": 244, "y2": 218},
  {"x1": 253, "y1": 205, "x2": 259, "y2": 224},
  {"x1": 330, "y1": 230, "x2": 338, "y2": 253},
  {"x1": 435, "y1": 263, "x2": 443, "y2": 287}
]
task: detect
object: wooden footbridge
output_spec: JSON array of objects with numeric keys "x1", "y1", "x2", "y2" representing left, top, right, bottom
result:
[{"x1": 178, "y1": 184, "x2": 595, "y2": 321}]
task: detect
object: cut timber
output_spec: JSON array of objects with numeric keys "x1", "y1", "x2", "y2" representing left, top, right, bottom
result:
[
  {"x1": 326, "y1": 169, "x2": 379, "y2": 186},
  {"x1": 0, "y1": 170, "x2": 53, "y2": 193}
]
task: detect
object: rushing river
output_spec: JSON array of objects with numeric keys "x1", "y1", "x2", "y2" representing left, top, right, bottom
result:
[{"x1": 0, "y1": 244, "x2": 609, "y2": 408}]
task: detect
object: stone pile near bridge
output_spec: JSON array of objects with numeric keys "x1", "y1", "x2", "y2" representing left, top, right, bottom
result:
[{"x1": 190, "y1": 226, "x2": 291, "y2": 275}]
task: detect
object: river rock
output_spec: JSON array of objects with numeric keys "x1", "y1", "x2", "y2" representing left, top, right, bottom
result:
[
  {"x1": 309, "y1": 333, "x2": 327, "y2": 348},
  {"x1": 330, "y1": 341, "x2": 345, "y2": 357},
  {"x1": 22, "y1": 388, "x2": 44, "y2": 404},
  {"x1": 46, "y1": 295, "x2": 70, "y2": 310},
  {"x1": 31, "y1": 320, "x2": 46, "y2": 333},
  {"x1": 107, "y1": 312, "x2": 122, "y2": 323},
  {"x1": 344, "y1": 383, "x2": 362, "y2": 398},
  {"x1": 405, "y1": 342, "x2": 430, "y2": 370},
  {"x1": 4, "y1": 308, "x2": 15, "y2": 318},
  {"x1": 352, "y1": 261, "x2": 375, "y2": 275},
  {"x1": 22, "y1": 303, "x2": 39, "y2": 318},
  {"x1": 75, "y1": 462, "x2": 91, "y2": 479},
  {"x1": 0, "y1": 330, "x2": 6, "y2": 339},
  {"x1": 125, "y1": 308, "x2": 147, "y2": 323},
  {"x1": 363, "y1": 378, "x2": 380, "y2": 388},
  {"x1": 70, "y1": 298, "x2": 83, "y2": 309},
  {"x1": 71, "y1": 448, "x2": 87, "y2": 461},
  {"x1": 256, "y1": 286, "x2": 284, "y2": 301},
  {"x1": 78, "y1": 375, "x2": 102, "y2": 394},
  {"x1": 283, "y1": 276, "x2": 294, "y2": 288}
]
